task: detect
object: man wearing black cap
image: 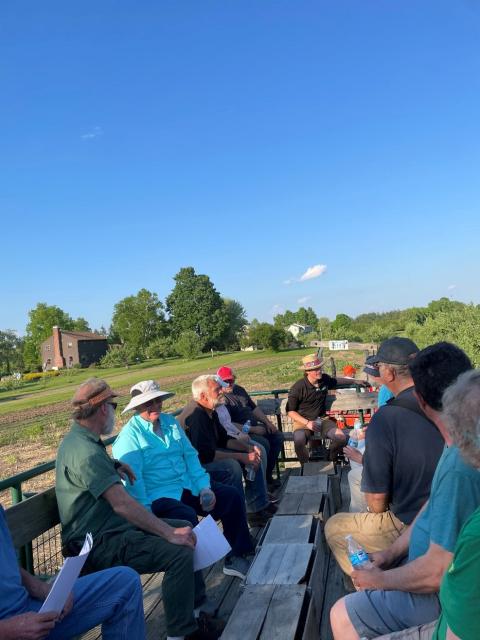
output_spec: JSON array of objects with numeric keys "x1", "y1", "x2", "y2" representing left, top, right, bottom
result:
[{"x1": 325, "y1": 338, "x2": 444, "y2": 575}]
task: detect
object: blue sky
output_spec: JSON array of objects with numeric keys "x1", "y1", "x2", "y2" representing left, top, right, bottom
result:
[{"x1": 1, "y1": 1, "x2": 479, "y2": 335}]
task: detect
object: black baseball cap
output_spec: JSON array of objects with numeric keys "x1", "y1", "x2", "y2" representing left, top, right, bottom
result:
[
  {"x1": 363, "y1": 355, "x2": 380, "y2": 377},
  {"x1": 369, "y1": 337, "x2": 419, "y2": 365}
]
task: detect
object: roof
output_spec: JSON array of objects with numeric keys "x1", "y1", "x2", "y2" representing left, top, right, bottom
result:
[{"x1": 60, "y1": 330, "x2": 107, "y2": 341}]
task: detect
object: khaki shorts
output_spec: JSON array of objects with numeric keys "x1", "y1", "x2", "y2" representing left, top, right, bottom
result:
[
  {"x1": 293, "y1": 415, "x2": 337, "y2": 438},
  {"x1": 375, "y1": 620, "x2": 437, "y2": 640}
]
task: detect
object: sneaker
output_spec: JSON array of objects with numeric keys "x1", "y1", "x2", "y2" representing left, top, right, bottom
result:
[
  {"x1": 186, "y1": 612, "x2": 225, "y2": 639},
  {"x1": 223, "y1": 555, "x2": 251, "y2": 580}
]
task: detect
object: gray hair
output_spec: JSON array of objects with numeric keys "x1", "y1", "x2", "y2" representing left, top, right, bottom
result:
[
  {"x1": 442, "y1": 369, "x2": 480, "y2": 469},
  {"x1": 192, "y1": 374, "x2": 217, "y2": 401}
]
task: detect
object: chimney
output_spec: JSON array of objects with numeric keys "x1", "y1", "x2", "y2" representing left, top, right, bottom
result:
[{"x1": 52, "y1": 326, "x2": 65, "y2": 369}]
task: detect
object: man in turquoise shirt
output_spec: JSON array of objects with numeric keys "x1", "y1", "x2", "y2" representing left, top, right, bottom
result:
[{"x1": 113, "y1": 380, "x2": 254, "y2": 580}]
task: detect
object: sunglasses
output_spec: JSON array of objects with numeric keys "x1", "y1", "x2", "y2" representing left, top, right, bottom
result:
[{"x1": 224, "y1": 379, "x2": 234, "y2": 384}]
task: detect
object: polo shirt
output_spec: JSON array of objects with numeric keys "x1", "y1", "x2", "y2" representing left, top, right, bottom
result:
[
  {"x1": 361, "y1": 387, "x2": 444, "y2": 524},
  {"x1": 0, "y1": 505, "x2": 29, "y2": 619},
  {"x1": 112, "y1": 413, "x2": 210, "y2": 507},
  {"x1": 286, "y1": 374, "x2": 337, "y2": 420},
  {"x1": 178, "y1": 401, "x2": 230, "y2": 464},
  {"x1": 56, "y1": 422, "x2": 129, "y2": 546}
]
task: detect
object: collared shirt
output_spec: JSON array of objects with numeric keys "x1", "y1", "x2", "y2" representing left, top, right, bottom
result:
[
  {"x1": 112, "y1": 413, "x2": 210, "y2": 507},
  {"x1": 223, "y1": 384, "x2": 258, "y2": 425},
  {"x1": 0, "y1": 505, "x2": 29, "y2": 619},
  {"x1": 286, "y1": 374, "x2": 337, "y2": 420},
  {"x1": 56, "y1": 422, "x2": 129, "y2": 546}
]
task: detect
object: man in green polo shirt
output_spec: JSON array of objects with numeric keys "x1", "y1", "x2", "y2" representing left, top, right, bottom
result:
[{"x1": 56, "y1": 377, "x2": 222, "y2": 640}]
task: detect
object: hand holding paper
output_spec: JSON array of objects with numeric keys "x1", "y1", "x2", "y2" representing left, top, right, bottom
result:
[{"x1": 193, "y1": 515, "x2": 231, "y2": 571}]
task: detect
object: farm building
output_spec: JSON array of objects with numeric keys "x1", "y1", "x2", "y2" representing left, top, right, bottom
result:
[{"x1": 41, "y1": 326, "x2": 108, "y2": 370}]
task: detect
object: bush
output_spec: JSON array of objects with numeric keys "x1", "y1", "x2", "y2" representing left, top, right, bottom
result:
[
  {"x1": 100, "y1": 344, "x2": 143, "y2": 368},
  {"x1": 175, "y1": 331, "x2": 204, "y2": 360},
  {"x1": 146, "y1": 336, "x2": 178, "y2": 359},
  {"x1": 0, "y1": 375, "x2": 24, "y2": 391},
  {"x1": 22, "y1": 370, "x2": 60, "y2": 382}
]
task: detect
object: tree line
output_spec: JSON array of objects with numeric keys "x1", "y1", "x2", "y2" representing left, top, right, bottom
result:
[{"x1": 1, "y1": 273, "x2": 480, "y2": 374}]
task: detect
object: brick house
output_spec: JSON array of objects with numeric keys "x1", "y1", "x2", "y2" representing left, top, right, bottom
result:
[{"x1": 41, "y1": 326, "x2": 108, "y2": 370}]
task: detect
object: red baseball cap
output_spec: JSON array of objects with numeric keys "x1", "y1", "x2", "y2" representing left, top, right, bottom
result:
[{"x1": 217, "y1": 366, "x2": 235, "y2": 381}]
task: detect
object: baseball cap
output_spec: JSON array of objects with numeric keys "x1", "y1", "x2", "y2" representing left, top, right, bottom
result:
[
  {"x1": 217, "y1": 366, "x2": 235, "y2": 381},
  {"x1": 369, "y1": 337, "x2": 419, "y2": 365}
]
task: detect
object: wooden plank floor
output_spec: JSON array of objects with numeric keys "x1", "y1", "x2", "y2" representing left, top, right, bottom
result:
[{"x1": 81, "y1": 464, "x2": 301, "y2": 640}]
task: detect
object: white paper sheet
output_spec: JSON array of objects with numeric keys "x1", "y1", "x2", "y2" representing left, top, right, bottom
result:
[
  {"x1": 40, "y1": 532, "x2": 93, "y2": 614},
  {"x1": 193, "y1": 515, "x2": 231, "y2": 571}
]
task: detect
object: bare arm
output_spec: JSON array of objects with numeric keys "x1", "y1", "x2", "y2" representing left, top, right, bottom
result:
[
  {"x1": 354, "y1": 542, "x2": 452, "y2": 593},
  {"x1": 365, "y1": 492, "x2": 389, "y2": 513},
  {"x1": 20, "y1": 568, "x2": 50, "y2": 600},
  {"x1": 287, "y1": 410, "x2": 315, "y2": 431},
  {"x1": 252, "y1": 407, "x2": 278, "y2": 432},
  {"x1": 102, "y1": 484, "x2": 195, "y2": 548},
  {"x1": 446, "y1": 627, "x2": 460, "y2": 640}
]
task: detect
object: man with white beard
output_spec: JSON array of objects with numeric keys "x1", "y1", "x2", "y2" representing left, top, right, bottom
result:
[{"x1": 56, "y1": 378, "x2": 223, "y2": 640}]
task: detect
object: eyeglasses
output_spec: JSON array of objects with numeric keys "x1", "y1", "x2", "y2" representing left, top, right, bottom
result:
[
  {"x1": 145, "y1": 398, "x2": 163, "y2": 409},
  {"x1": 106, "y1": 402, "x2": 118, "y2": 410},
  {"x1": 224, "y1": 379, "x2": 234, "y2": 385}
]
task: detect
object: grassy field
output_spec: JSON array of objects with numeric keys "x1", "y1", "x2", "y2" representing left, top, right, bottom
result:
[{"x1": 0, "y1": 348, "x2": 367, "y2": 489}]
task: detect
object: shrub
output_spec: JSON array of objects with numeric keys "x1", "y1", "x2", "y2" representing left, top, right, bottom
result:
[
  {"x1": 175, "y1": 331, "x2": 204, "y2": 360},
  {"x1": 22, "y1": 370, "x2": 60, "y2": 382}
]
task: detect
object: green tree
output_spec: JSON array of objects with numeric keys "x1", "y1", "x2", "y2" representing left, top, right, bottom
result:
[
  {"x1": 166, "y1": 267, "x2": 229, "y2": 350},
  {"x1": 175, "y1": 330, "x2": 204, "y2": 360},
  {"x1": 23, "y1": 303, "x2": 75, "y2": 370},
  {"x1": 145, "y1": 336, "x2": 177, "y2": 359},
  {"x1": 222, "y1": 298, "x2": 247, "y2": 349},
  {"x1": 0, "y1": 330, "x2": 24, "y2": 374},
  {"x1": 100, "y1": 344, "x2": 140, "y2": 368},
  {"x1": 72, "y1": 317, "x2": 91, "y2": 332},
  {"x1": 246, "y1": 321, "x2": 286, "y2": 352},
  {"x1": 316, "y1": 317, "x2": 332, "y2": 340},
  {"x1": 110, "y1": 289, "x2": 167, "y2": 357},
  {"x1": 296, "y1": 306, "x2": 318, "y2": 327},
  {"x1": 330, "y1": 313, "x2": 353, "y2": 338}
]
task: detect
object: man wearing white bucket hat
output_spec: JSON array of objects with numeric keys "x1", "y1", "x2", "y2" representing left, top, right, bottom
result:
[{"x1": 113, "y1": 380, "x2": 254, "y2": 581}]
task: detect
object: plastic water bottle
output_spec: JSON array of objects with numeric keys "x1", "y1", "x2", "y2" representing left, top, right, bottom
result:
[
  {"x1": 243, "y1": 421, "x2": 256, "y2": 481},
  {"x1": 242, "y1": 420, "x2": 251, "y2": 434},
  {"x1": 346, "y1": 535, "x2": 370, "y2": 569},
  {"x1": 347, "y1": 418, "x2": 363, "y2": 448}
]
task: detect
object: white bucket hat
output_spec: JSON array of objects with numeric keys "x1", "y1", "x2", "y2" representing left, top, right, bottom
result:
[{"x1": 121, "y1": 380, "x2": 175, "y2": 414}]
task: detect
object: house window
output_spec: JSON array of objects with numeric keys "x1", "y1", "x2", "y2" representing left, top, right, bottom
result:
[
  {"x1": 68, "y1": 342, "x2": 73, "y2": 348},
  {"x1": 46, "y1": 345, "x2": 51, "y2": 351}
]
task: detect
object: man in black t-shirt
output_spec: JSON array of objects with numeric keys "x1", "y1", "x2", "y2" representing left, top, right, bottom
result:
[
  {"x1": 286, "y1": 353, "x2": 354, "y2": 463},
  {"x1": 325, "y1": 338, "x2": 445, "y2": 575}
]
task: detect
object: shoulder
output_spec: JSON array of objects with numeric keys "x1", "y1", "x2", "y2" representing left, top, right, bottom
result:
[{"x1": 289, "y1": 378, "x2": 305, "y2": 393}]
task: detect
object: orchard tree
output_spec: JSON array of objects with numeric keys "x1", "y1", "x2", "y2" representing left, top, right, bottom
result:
[
  {"x1": 72, "y1": 317, "x2": 91, "y2": 332},
  {"x1": 246, "y1": 321, "x2": 286, "y2": 352},
  {"x1": 110, "y1": 289, "x2": 167, "y2": 356},
  {"x1": 166, "y1": 267, "x2": 229, "y2": 350},
  {"x1": 175, "y1": 330, "x2": 204, "y2": 360},
  {"x1": 23, "y1": 303, "x2": 75, "y2": 370}
]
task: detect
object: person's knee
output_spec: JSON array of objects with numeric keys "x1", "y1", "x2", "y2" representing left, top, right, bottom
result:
[
  {"x1": 324, "y1": 512, "x2": 348, "y2": 544},
  {"x1": 293, "y1": 430, "x2": 308, "y2": 447},
  {"x1": 331, "y1": 598, "x2": 359, "y2": 640}
]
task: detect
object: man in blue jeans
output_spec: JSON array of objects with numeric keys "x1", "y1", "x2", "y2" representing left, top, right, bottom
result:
[
  {"x1": 178, "y1": 375, "x2": 277, "y2": 527},
  {"x1": 0, "y1": 504, "x2": 145, "y2": 640}
]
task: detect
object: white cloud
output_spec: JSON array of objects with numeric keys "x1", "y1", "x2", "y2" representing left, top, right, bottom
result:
[
  {"x1": 283, "y1": 278, "x2": 294, "y2": 285},
  {"x1": 297, "y1": 296, "x2": 311, "y2": 304},
  {"x1": 300, "y1": 264, "x2": 327, "y2": 281},
  {"x1": 81, "y1": 126, "x2": 103, "y2": 140},
  {"x1": 447, "y1": 284, "x2": 457, "y2": 291}
]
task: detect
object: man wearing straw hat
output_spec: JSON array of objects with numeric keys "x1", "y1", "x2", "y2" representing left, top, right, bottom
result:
[{"x1": 286, "y1": 353, "x2": 353, "y2": 463}]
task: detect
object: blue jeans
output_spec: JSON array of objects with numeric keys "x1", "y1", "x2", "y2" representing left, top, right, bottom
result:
[
  {"x1": 151, "y1": 481, "x2": 254, "y2": 557},
  {"x1": 250, "y1": 431, "x2": 284, "y2": 480},
  {"x1": 24, "y1": 567, "x2": 145, "y2": 639},
  {"x1": 204, "y1": 457, "x2": 269, "y2": 513}
]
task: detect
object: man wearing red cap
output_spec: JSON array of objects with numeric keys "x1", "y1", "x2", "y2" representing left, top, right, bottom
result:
[{"x1": 216, "y1": 366, "x2": 284, "y2": 490}]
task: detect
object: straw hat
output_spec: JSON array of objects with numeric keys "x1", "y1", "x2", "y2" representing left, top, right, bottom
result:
[{"x1": 300, "y1": 354, "x2": 325, "y2": 371}]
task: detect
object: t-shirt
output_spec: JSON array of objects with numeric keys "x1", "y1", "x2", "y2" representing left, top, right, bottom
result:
[
  {"x1": 286, "y1": 374, "x2": 337, "y2": 421},
  {"x1": 178, "y1": 401, "x2": 230, "y2": 464},
  {"x1": 409, "y1": 446, "x2": 480, "y2": 561},
  {"x1": 112, "y1": 413, "x2": 210, "y2": 507},
  {"x1": 223, "y1": 384, "x2": 257, "y2": 425},
  {"x1": 361, "y1": 387, "x2": 444, "y2": 524},
  {"x1": 433, "y1": 506, "x2": 480, "y2": 640},
  {"x1": 56, "y1": 422, "x2": 130, "y2": 546},
  {"x1": 0, "y1": 505, "x2": 29, "y2": 619}
]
